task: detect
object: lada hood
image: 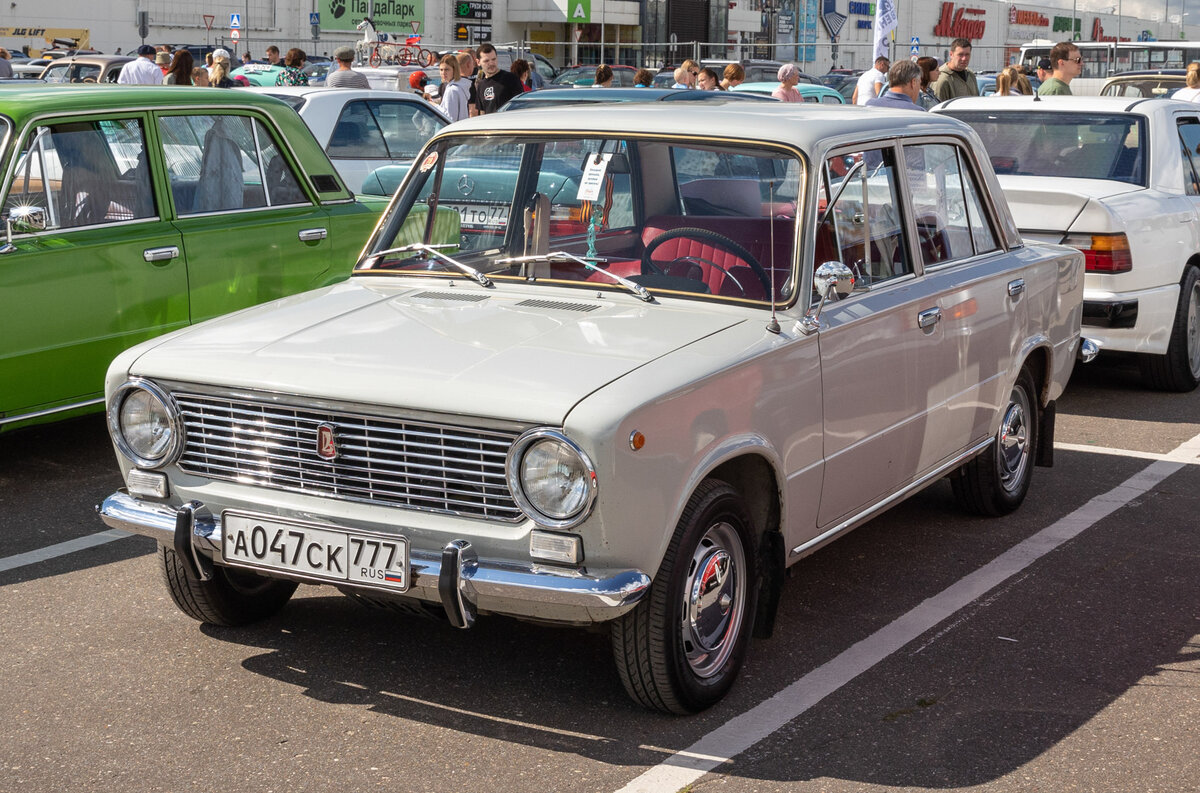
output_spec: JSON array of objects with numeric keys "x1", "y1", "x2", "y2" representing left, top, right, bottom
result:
[
  {"x1": 128, "y1": 280, "x2": 745, "y2": 424},
  {"x1": 996, "y1": 175, "x2": 1141, "y2": 238}
]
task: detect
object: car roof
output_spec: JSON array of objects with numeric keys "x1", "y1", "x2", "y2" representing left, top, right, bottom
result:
[
  {"x1": 500, "y1": 87, "x2": 778, "y2": 109},
  {"x1": 731, "y1": 82, "x2": 842, "y2": 97},
  {"x1": 243, "y1": 86, "x2": 428, "y2": 100},
  {"x1": 40, "y1": 55, "x2": 132, "y2": 66},
  {"x1": 436, "y1": 101, "x2": 970, "y2": 148},
  {"x1": 935, "y1": 94, "x2": 1183, "y2": 114}
]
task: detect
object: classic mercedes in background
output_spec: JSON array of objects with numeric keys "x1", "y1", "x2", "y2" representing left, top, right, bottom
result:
[{"x1": 99, "y1": 104, "x2": 1090, "y2": 713}]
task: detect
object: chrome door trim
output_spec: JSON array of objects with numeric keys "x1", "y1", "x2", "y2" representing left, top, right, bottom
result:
[
  {"x1": 790, "y1": 437, "x2": 994, "y2": 558},
  {"x1": 298, "y1": 227, "x2": 328, "y2": 242},
  {"x1": 0, "y1": 397, "x2": 104, "y2": 426},
  {"x1": 917, "y1": 306, "x2": 942, "y2": 329},
  {"x1": 1008, "y1": 278, "x2": 1026, "y2": 297}
]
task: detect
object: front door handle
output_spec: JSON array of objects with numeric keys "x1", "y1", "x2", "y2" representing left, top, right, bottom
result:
[
  {"x1": 1007, "y1": 278, "x2": 1026, "y2": 297},
  {"x1": 298, "y1": 227, "x2": 327, "y2": 242},
  {"x1": 917, "y1": 307, "x2": 942, "y2": 329},
  {"x1": 143, "y1": 246, "x2": 179, "y2": 263}
]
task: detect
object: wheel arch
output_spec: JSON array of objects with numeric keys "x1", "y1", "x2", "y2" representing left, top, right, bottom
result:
[{"x1": 702, "y1": 450, "x2": 786, "y2": 639}]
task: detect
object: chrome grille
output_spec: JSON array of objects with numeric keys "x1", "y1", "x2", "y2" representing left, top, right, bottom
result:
[{"x1": 175, "y1": 393, "x2": 523, "y2": 522}]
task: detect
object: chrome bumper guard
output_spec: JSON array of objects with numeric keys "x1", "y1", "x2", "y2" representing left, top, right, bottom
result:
[
  {"x1": 1078, "y1": 337, "x2": 1100, "y2": 364},
  {"x1": 97, "y1": 490, "x2": 651, "y2": 623}
]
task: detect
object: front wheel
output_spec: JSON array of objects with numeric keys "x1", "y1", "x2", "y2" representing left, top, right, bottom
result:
[
  {"x1": 368, "y1": 46, "x2": 382, "y2": 68},
  {"x1": 1139, "y1": 265, "x2": 1200, "y2": 392},
  {"x1": 952, "y1": 367, "x2": 1039, "y2": 517},
  {"x1": 159, "y1": 547, "x2": 297, "y2": 626},
  {"x1": 611, "y1": 479, "x2": 758, "y2": 714}
]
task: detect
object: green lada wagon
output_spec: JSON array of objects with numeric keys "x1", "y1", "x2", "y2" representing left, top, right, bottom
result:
[{"x1": 0, "y1": 86, "x2": 387, "y2": 431}]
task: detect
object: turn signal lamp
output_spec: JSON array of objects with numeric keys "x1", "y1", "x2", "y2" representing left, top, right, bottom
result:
[{"x1": 1066, "y1": 232, "x2": 1132, "y2": 274}]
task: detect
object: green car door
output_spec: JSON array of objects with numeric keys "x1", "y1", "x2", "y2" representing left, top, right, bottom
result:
[
  {"x1": 0, "y1": 115, "x2": 190, "y2": 424},
  {"x1": 154, "y1": 111, "x2": 343, "y2": 324}
]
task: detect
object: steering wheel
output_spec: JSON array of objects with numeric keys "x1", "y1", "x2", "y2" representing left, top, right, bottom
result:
[{"x1": 641, "y1": 227, "x2": 773, "y2": 298}]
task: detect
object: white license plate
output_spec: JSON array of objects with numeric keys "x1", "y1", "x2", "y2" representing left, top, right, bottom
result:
[
  {"x1": 222, "y1": 512, "x2": 408, "y2": 592},
  {"x1": 444, "y1": 202, "x2": 508, "y2": 228}
]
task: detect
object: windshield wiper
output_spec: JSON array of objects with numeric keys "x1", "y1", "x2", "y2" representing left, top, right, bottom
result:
[
  {"x1": 496, "y1": 251, "x2": 654, "y2": 303},
  {"x1": 362, "y1": 243, "x2": 493, "y2": 288}
]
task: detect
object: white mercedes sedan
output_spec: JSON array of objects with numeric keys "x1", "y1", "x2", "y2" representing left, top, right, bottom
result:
[
  {"x1": 938, "y1": 96, "x2": 1200, "y2": 391},
  {"x1": 246, "y1": 87, "x2": 448, "y2": 192}
]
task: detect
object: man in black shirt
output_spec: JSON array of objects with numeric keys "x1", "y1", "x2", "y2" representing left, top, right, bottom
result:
[{"x1": 469, "y1": 42, "x2": 525, "y2": 115}]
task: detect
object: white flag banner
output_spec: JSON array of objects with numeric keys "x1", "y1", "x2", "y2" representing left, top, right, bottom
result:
[{"x1": 873, "y1": 0, "x2": 897, "y2": 59}]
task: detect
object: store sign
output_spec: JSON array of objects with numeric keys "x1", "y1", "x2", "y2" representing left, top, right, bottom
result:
[
  {"x1": 933, "y1": 2, "x2": 986, "y2": 39},
  {"x1": 1090, "y1": 18, "x2": 1129, "y2": 42},
  {"x1": 454, "y1": 1, "x2": 491, "y2": 20},
  {"x1": 1008, "y1": 7, "x2": 1048, "y2": 27},
  {"x1": 1052, "y1": 16, "x2": 1081, "y2": 33},
  {"x1": 847, "y1": 1, "x2": 873, "y2": 14},
  {"x1": 320, "y1": 0, "x2": 423, "y2": 32}
]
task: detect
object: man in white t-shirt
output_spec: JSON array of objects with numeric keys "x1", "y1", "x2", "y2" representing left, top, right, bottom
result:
[
  {"x1": 852, "y1": 56, "x2": 890, "y2": 105},
  {"x1": 118, "y1": 45, "x2": 168, "y2": 85}
]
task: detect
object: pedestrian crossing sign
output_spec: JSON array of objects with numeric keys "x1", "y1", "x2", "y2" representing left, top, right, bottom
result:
[{"x1": 230, "y1": 13, "x2": 241, "y2": 28}]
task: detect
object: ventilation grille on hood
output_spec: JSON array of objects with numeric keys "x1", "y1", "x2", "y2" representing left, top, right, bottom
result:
[
  {"x1": 412, "y1": 291, "x2": 490, "y2": 303},
  {"x1": 516, "y1": 298, "x2": 599, "y2": 313}
]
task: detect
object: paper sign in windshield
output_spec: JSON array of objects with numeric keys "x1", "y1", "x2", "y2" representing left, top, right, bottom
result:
[{"x1": 576, "y1": 153, "x2": 612, "y2": 202}]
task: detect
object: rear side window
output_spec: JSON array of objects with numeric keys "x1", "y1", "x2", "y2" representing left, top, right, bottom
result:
[
  {"x1": 327, "y1": 99, "x2": 445, "y2": 160},
  {"x1": 1177, "y1": 119, "x2": 1200, "y2": 196},
  {"x1": 949, "y1": 110, "x2": 1146, "y2": 186},
  {"x1": 3, "y1": 118, "x2": 155, "y2": 230},
  {"x1": 903, "y1": 143, "x2": 1000, "y2": 266},
  {"x1": 157, "y1": 114, "x2": 306, "y2": 215}
]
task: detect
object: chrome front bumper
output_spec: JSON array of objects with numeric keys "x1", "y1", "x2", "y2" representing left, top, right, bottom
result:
[{"x1": 98, "y1": 490, "x2": 651, "y2": 625}]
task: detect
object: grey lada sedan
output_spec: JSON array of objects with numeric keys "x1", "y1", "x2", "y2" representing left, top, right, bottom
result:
[{"x1": 99, "y1": 102, "x2": 1090, "y2": 713}]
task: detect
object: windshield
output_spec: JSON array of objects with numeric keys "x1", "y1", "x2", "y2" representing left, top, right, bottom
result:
[
  {"x1": 358, "y1": 133, "x2": 804, "y2": 305},
  {"x1": 948, "y1": 111, "x2": 1146, "y2": 186}
]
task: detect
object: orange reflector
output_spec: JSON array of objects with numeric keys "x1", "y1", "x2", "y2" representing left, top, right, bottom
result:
[{"x1": 629, "y1": 431, "x2": 645, "y2": 451}]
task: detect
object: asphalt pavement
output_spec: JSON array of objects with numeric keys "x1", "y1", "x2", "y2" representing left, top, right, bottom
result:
[{"x1": 1, "y1": 352, "x2": 1197, "y2": 793}]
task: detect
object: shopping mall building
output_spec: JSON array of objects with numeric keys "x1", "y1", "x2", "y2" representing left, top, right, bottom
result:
[{"x1": 2, "y1": 0, "x2": 1197, "y2": 72}]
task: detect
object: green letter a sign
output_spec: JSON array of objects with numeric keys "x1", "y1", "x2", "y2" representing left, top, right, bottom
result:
[{"x1": 568, "y1": 0, "x2": 590, "y2": 23}]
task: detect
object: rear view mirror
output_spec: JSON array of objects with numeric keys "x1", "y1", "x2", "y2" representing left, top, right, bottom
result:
[{"x1": 10, "y1": 205, "x2": 47, "y2": 233}]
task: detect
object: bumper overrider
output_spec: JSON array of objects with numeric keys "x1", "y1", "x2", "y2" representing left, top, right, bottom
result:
[{"x1": 98, "y1": 490, "x2": 651, "y2": 626}]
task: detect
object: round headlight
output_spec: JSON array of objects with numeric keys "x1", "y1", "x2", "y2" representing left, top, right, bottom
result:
[
  {"x1": 507, "y1": 430, "x2": 597, "y2": 528},
  {"x1": 108, "y1": 380, "x2": 182, "y2": 469}
]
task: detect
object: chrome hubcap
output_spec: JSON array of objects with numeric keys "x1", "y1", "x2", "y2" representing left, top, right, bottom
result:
[
  {"x1": 681, "y1": 521, "x2": 746, "y2": 679},
  {"x1": 998, "y1": 386, "x2": 1031, "y2": 494},
  {"x1": 1186, "y1": 281, "x2": 1200, "y2": 378}
]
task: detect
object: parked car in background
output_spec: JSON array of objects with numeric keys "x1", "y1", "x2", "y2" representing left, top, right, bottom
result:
[
  {"x1": 245, "y1": 87, "x2": 448, "y2": 191},
  {"x1": 11, "y1": 60, "x2": 50, "y2": 79},
  {"x1": 0, "y1": 86, "x2": 387, "y2": 431},
  {"x1": 499, "y1": 86, "x2": 778, "y2": 112},
  {"x1": 98, "y1": 103, "x2": 1086, "y2": 715},
  {"x1": 545, "y1": 64, "x2": 638, "y2": 88},
  {"x1": 301, "y1": 61, "x2": 331, "y2": 86},
  {"x1": 40, "y1": 55, "x2": 133, "y2": 83},
  {"x1": 731, "y1": 81, "x2": 845, "y2": 103},
  {"x1": 703, "y1": 59, "x2": 819, "y2": 85},
  {"x1": 938, "y1": 96, "x2": 1200, "y2": 390},
  {"x1": 818, "y1": 71, "x2": 859, "y2": 102},
  {"x1": 489, "y1": 47, "x2": 557, "y2": 84},
  {"x1": 976, "y1": 73, "x2": 1042, "y2": 96},
  {"x1": 354, "y1": 65, "x2": 439, "y2": 92},
  {"x1": 230, "y1": 62, "x2": 286, "y2": 86},
  {"x1": 1100, "y1": 69, "x2": 1185, "y2": 98}
]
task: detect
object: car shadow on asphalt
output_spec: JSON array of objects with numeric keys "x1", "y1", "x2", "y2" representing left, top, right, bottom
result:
[
  {"x1": 1060, "y1": 350, "x2": 1200, "y2": 423},
  {"x1": 192, "y1": 448, "x2": 1200, "y2": 784}
]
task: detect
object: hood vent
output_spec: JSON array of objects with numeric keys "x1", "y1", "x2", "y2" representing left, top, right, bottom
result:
[
  {"x1": 412, "y1": 291, "x2": 490, "y2": 303},
  {"x1": 516, "y1": 298, "x2": 599, "y2": 313}
]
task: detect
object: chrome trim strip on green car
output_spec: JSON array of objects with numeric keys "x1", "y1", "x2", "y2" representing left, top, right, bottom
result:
[
  {"x1": 790, "y1": 437, "x2": 995, "y2": 558},
  {"x1": 0, "y1": 397, "x2": 104, "y2": 426}
]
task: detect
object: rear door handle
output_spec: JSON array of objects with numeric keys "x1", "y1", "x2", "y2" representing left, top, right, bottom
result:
[
  {"x1": 143, "y1": 246, "x2": 179, "y2": 263},
  {"x1": 917, "y1": 307, "x2": 942, "y2": 329},
  {"x1": 1007, "y1": 278, "x2": 1026, "y2": 297},
  {"x1": 298, "y1": 227, "x2": 327, "y2": 242}
]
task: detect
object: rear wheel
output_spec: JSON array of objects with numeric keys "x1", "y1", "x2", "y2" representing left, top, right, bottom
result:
[
  {"x1": 952, "y1": 367, "x2": 1038, "y2": 517},
  {"x1": 1139, "y1": 265, "x2": 1200, "y2": 392},
  {"x1": 159, "y1": 547, "x2": 297, "y2": 626},
  {"x1": 611, "y1": 479, "x2": 758, "y2": 714}
]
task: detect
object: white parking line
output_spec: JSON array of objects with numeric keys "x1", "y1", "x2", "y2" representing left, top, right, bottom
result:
[
  {"x1": 0, "y1": 529, "x2": 131, "y2": 574},
  {"x1": 614, "y1": 432, "x2": 1200, "y2": 793}
]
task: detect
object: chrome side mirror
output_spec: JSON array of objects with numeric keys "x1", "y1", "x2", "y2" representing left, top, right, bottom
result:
[
  {"x1": 1, "y1": 206, "x2": 48, "y2": 255},
  {"x1": 10, "y1": 205, "x2": 47, "y2": 233},
  {"x1": 800, "y1": 261, "x2": 855, "y2": 335}
]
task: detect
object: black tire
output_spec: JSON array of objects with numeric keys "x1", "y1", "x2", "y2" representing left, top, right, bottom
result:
[
  {"x1": 159, "y1": 547, "x2": 297, "y2": 627},
  {"x1": 611, "y1": 479, "x2": 758, "y2": 714},
  {"x1": 1138, "y1": 265, "x2": 1200, "y2": 393},
  {"x1": 952, "y1": 367, "x2": 1039, "y2": 517}
]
